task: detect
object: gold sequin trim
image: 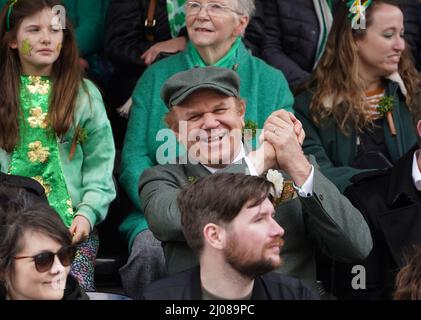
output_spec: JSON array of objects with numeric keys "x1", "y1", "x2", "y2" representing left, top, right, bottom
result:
[
  {"x1": 28, "y1": 107, "x2": 48, "y2": 128},
  {"x1": 66, "y1": 200, "x2": 74, "y2": 215},
  {"x1": 32, "y1": 176, "x2": 52, "y2": 195},
  {"x1": 26, "y1": 76, "x2": 50, "y2": 95},
  {"x1": 27, "y1": 141, "x2": 50, "y2": 163}
]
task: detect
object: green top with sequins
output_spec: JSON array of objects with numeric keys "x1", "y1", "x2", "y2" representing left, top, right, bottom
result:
[
  {"x1": 1, "y1": 77, "x2": 116, "y2": 229},
  {"x1": 9, "y1": 76, "x2": 74, "y2": 226}
]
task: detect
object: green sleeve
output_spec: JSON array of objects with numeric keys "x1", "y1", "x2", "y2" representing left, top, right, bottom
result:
[{"x1": 75, "y1": 80, "x2": 116, "y2": 227}]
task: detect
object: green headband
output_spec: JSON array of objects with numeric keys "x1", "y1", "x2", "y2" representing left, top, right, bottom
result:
[
  {"x1": 346, "y1": 0, "x2": 373, "y2": 29},
  {"x1": 6, "y1": 0, "x2": 18, "y2": 31}
]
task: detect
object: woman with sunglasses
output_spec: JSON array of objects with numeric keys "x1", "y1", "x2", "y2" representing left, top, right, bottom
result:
[{"x1": 0, "y1": 185, "x2": 87, "y2": 300}]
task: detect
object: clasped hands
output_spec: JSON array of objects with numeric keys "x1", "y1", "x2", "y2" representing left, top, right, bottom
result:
[{"x1": 248, "y1": 110, "x2": 312, "y2": 186}]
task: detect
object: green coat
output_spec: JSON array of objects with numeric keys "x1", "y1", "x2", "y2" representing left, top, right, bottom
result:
[
  {"x1": 119, "y1": 40, "x2": 294, "y2": 248},
  {"x1": 139, "y1": 156, "x2": 373, "y2": 292},
  {"x1": 293, "y1": 80, "x2": 416, "y2": 193}
]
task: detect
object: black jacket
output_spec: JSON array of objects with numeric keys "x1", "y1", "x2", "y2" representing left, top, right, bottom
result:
[
  {"x1": 63, "y1": 275, "x2": 89, "y2": 300},
  {"x1": 333, "y1": 145, "x2": 421, "y2": 299},
  {"x1": 400, "y1": 0, "x2": 421, "y2": 69},
  {"x1": 0, "y1": 172, "x2": 48, "y2": 203},
  {"x1": 141, "y1": 266, "x2": 318, "y2": 300},
  {"x1": 262, "y1": 0, "x2": 341, "y2": 89}
]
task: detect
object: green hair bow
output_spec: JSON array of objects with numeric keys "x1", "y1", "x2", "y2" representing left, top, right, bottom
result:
[{"x1": 346, "y1": 0, "x2": 373, "y2": 29}]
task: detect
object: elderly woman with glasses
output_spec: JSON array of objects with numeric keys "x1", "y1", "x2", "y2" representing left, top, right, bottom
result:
[
  {"x1": 105, "y1": 0, "x2": 265, "y2": 149},
  {"x1": 118, "y1": 0, "x2": 296, "y2": 299},
  {"x1": 0, "y1": 183, "x2": 87, "y2": 300}
]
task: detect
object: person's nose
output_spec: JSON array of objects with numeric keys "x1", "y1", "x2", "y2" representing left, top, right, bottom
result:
[
  {"x1": 40, "y1": 29, "x2": 51, "y2": 45},
  {"x1": 50, "y1": 255, "x2": 65, "y2": 274},
  {"x1": 394, "y1": 35, "x2": 405, "y2": 52},
  {"x1": 201, "y1": 113, "x2": 219, "y2": 129},
  {"x1": 270, "y1": 216, "x2": 284, "y2": 238},
  {"x1": 196, "y1": 4, "x2": 211, "y2": 19}
]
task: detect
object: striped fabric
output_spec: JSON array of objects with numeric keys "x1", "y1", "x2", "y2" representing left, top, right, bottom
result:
[
  {"x1": 365, "y1": 87, "x2": 385, "y2": 118},
  {"x1": 313, "y1": 0, "x2": 334, "y2": 68}
]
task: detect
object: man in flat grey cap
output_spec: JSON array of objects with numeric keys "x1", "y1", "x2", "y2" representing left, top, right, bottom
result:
[{"x1": 137, "y1": 66, "x2": 372, "y2": 299}]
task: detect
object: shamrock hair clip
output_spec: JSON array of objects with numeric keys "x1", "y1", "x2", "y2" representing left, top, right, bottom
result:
[{"x1": 347, "y1": 0, "x2": 373, "y2": 30}]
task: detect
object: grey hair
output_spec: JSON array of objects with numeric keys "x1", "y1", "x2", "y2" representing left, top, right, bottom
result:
[{"x1": 235, "y1": 0, "x2": 255, "y2": 18}]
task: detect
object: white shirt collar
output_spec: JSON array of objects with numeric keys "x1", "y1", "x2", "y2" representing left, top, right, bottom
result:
[
  {"x1": 201, "y1": 143, "x2": 246, "y2": 174},
  {"x1": 411, "y1": 150, "x2": 421, "y2": 191}
]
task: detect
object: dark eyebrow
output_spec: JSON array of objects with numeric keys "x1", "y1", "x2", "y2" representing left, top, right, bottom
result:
[{"x1": 251, "y1": 208, "x2": 274, "y2": 221}]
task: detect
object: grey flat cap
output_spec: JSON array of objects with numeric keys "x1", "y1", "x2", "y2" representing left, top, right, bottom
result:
[{"x1": 161, "y1": 66, "x2": 240, "y2": 108}]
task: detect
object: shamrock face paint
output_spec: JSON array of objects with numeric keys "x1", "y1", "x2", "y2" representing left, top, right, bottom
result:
[
  {"x1": 10, "y1": 8, "x2": 63, "y2": 76},
  {"x1": 21, "y1": 39, "x2": 33, "y2": 56}
]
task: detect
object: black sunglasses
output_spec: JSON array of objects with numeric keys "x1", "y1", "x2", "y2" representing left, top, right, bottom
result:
[{"x1": 13, "y1": 245, "x2": 76, "y2": 273}]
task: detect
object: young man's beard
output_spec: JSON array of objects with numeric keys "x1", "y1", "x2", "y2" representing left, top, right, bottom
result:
[{"x1": 223, "y1": 235, "x2": 283, "y2": 279}]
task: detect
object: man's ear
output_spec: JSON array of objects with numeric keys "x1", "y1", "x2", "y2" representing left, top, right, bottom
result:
[
  {"x1": 203, "y1": 223, "x2": 225, "y2": 251},
  {"x1": 165, "y1": 110, "x2": 181, "y2": 138}
]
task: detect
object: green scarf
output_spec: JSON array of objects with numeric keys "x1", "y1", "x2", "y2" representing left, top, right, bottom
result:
[
  {"x1": 188, "y1": 37, "x2": 242, "y2": 68},
  {"x1": 166, "y1": 0, "x2": 186, "y2": 38},
  {"x1": 9, "y1": 76, "x2": 74, "y2": 227}
]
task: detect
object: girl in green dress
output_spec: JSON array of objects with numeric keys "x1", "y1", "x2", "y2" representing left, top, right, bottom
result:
[{"x1": 0, "y1": 0, "x2": 116, "y2": 291}]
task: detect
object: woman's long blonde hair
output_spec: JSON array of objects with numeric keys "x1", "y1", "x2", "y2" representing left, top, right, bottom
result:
[{"x1": 309, "y1": 0, "x2": 419, "y2": 135}]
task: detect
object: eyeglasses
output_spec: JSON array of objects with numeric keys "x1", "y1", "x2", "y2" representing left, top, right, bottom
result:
[
  {"x1": 14, "y1": 245, "x2": 76, "y2": 273},
  {"x1": 185, "y1": 1, "x2": 243, "y2": 17}
]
